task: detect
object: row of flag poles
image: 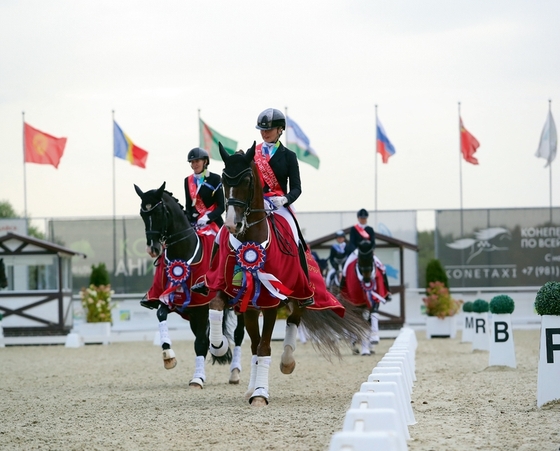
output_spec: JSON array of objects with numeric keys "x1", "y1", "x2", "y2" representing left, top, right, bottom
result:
[{"x1": 20, "y1": 105, "x2": 558, "y2": 217}]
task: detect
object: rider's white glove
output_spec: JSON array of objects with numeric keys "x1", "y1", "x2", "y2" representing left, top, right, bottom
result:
[
  {"x1": 270, "y1": 196, "x2": 287, "y2": 209},
  {"x1": 197, "y1": 214, "x2": 210, "y2": 226}
]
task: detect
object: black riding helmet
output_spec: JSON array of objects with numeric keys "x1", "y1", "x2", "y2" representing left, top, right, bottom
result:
[
  {"x1": 188, "y1": 147, "x2": 210, "y2": 166},
  {"x1": 357, "y1": 208, "x2": 369, "y2": 218},
  {"x1": 256, "y1": 108, "x2": 286, "y2": 130}
]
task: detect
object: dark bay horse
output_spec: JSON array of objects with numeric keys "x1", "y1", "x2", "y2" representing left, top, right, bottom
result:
[
  {"x1": 134, "y1": 182, "x2": 245, "y2": 388},
  {"x1": 204, "y1": 143, "x2": 370, "y2": 407},
  {"x1": 340, "y1": 239, "x2": 390, "y2": 355}
]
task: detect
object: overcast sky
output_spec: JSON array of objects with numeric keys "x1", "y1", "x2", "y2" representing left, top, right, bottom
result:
[{"x1": 1, "y1": 0, "x2": 559, "y2": 231}]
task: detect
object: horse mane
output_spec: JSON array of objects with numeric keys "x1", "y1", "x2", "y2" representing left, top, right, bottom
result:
[{"x1": 162, "y1": 190, "x2": 186, "y2": 215}]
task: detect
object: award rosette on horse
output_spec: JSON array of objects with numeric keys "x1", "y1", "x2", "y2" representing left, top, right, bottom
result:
[
  {"x1": 146, "y1": 248, "x2": 215, "y2": 319},
  {"x1": 342, "y1": 258, "x2": 388, "y2": 309},
  {"x1": 205, "y1": 216, "x2": 312, "y2": 311}
]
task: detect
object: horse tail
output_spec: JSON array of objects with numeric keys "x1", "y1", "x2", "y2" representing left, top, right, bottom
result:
[
  {"x1": 209, "y1": 307, "x2": 234, "y2": 366},
  {"x1": 299, "y1": 296, "x2": 370, "y2": 361}
]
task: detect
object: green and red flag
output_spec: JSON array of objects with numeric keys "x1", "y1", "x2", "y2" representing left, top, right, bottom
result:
[{"x1": 199, "y1": 118, "x2": 237, "y2": 161}]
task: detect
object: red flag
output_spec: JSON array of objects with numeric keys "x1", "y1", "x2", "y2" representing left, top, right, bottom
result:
[
  {"x1": 24, "y1": 123, "x2": 67, "y2": 169},
  {"x1": 460, "y1": 118, "x2": 480, "y2": 165}
]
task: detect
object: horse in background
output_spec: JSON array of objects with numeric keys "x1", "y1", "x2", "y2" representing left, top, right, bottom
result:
[
  {"x1": 203, "y1": 143, "x2": 370, "y2": 407},
  {"x1": 340, "y1": 239, "x2": 390, "y2": 355},
  {"x1": 0, "y1": 258, "x2": 7, "y2": 289},
  {"x1": 134, "y1": 182, "x2": 245, "y2": 388}
]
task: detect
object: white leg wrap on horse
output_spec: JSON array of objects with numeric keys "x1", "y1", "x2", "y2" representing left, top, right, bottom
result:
[
  {"x1": 245, "y1": 355, "x2": 258, "y2": 396},
  {"x1": 254, "y1": 356, "x2": 271, "y2": 391},
  {"x1": 283, "y1": 322, "x2": 297, "y2": 352},
  {"x1": 230, "y1": 346, "x2": 242, "y2": 372},
  {"x1": 361, "y1": 339, "x2": 371, "y2": 355},
  {"x1": 193, "y1": 355, "x2": 205, "y2": 380},
  {"x1": 158, "y1": 320, "x2": 171, "y2": 346},
  {"x1": 209, "y1": 309, "x2": 224, "y2": 347},
  {"x1": 298, "y1": 325, "x2": 307, "y2": 344},
  {"x1": 370, "y1": 312, "x2": 379, "y2": 333}
]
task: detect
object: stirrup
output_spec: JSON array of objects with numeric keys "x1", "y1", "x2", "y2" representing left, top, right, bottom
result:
[
  {"x1": 299, "y1": 297, "x2": 314, "y2": 307},
  {"x1": 140, "y1": 299, "x2": 160, "y2": 310},
  {"x1": 191, "y1": 281, "x2": 209, "y2": 295}
]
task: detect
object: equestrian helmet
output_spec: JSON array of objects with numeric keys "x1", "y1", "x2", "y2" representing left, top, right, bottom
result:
[
  {"x1": 256, "y1": 108, "x2": 286, "y2": 130},
  {"x1": 335, "y1": 230, "x2": 345, "y2": 237},
  {"x1": 188, "y1": 147, "x2": 210, "y2": 165},
  {"x1": 357, "y1": 208, "x2": 369, "y2": 218}
]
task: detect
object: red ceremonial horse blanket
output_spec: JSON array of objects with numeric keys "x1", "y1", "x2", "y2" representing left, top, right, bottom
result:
[
  {"x1": 146, "y1": 232, "x2": 216, "y2": 320},
  {"x1": 205, "y1": 215, "x2": 344, "y2": 317},
  {"x1": 341, "y1": 259, "x2": 388, "y2": 309}
]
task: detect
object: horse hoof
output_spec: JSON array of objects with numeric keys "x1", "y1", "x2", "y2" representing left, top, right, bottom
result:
[
  {"x1": 250, "y1": 396, "x2": 268, "y2": 407},
  {"x1": 249, "y1": 388, "x2": 269, "y2": 407},
  {"x1": 162, "y1": 349, "x2": 177, "y2": 369},
  {"x1": 229, "y1": 368, "x2": 241, "y2": 384},
  {"x1": 189, "y1": 377, "x2": 204, "y2": 389},
  {"x1": 280, "y1": 360, "x2": 296, "y2": 374}
]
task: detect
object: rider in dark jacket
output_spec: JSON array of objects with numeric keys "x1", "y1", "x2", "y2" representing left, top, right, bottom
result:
[
  {"x1": 326, "y1": 230, "x2": 351, "y2": 287},
  {"x1": 184, "y1": 147, "x2": 225, "y2": 231},
  {"x1": 349, "y1": 208, "x2": 375, "y2": 253}
]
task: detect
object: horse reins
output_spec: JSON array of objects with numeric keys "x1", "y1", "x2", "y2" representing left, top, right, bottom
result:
[
  {"x1": 140, "y1": 200, "x2": 197, "y2": 248},
  {"x1": 222, "y1": 167, "x2": 272, "y2": 230}
]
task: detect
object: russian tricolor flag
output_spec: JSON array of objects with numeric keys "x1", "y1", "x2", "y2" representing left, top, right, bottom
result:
[{"x1": 376, "y1": 117, "x2": 395, "y2": 164}]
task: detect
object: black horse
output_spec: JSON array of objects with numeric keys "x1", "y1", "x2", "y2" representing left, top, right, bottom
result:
[
  {"x1": 340, "y1": 239, "x2": 391, "y2": 355},
  {"x1": 134, "y1": 182, "x2": 245, "y2": 387}
]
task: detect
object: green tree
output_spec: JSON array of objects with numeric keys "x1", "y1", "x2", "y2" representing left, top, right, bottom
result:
[
  {"x1": 425, "y1": 258, "x2": 449, "y2": 289},
  {"x1": 0, "y1": 199, "x2": 44, "y2": 239}
]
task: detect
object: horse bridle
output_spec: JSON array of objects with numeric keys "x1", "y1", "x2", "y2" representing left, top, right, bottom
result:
[
  {"x1": 222, "y1": 167, "x2": 271, "y2": 230},
  {"x1": 140, "y1": 200, "x2": 194, "y2": 247},
  {"x1": 357, "y1": 247, "x2": 374, "y2": 275}
]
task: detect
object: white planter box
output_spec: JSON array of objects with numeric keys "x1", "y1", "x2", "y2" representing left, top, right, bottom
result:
[
  {"x1": 426, "y1": 316, "x2": 457, "y2": 339},
  {"x1": 76, "y1": 322, "x2": 111, "y2": 345}
]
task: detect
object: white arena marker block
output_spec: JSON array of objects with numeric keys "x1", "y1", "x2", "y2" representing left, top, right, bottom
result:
[
  {"x1": 378, "y1": 354, "x2": 415, "y2": 386},
  {"x1": 375, "y1": 362, "x2": 412, "y2": 394},
  {"x1": 64, "y1": 333, "x2": 83, "y2": 348},
  {"x1": 488, "y1": 313, "x2": 516, "y2": 368},
  {"x1": 350, "y1": 393, "x2": 410, "y2": 441},
  {"x1": 372, "y1": 367, "x2": 411, "y2": 397},
  {"x1": 387, "y1": 350, "x2": 416, "y2": 381},
  {"x1": 356, "y1": 381, "x2": 410, "y2": 439},
  {"x1": 342, "y1": 408, "x2": 408, "y2": 451},
  {"x1": 329, "y1": 431, "x2": 405, "y2": 451},
  {"x1": 461, "y1": 313, "x2": 475, "y2": 343},
  {"x1": 537, "y1": 316, "x2": 560, "y2": 408},
  {"x1": 472, "y1": 312, "x2": 490, "y2": 351},
  {"x1": 367, "y1": 373, "x2": 416, "y2": 425}
]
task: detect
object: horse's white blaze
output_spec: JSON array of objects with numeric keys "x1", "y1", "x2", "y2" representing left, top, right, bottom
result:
[{"x1": 225, "y1": 187, "x2": 237, "y2": 229}]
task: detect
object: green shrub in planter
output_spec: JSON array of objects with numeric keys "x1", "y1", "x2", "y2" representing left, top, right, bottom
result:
[
  {"x1": 462, "y1": 301, "x2": 473, "y2": 313},
  {"x1": 472, "y1": 299, "x2": 489, "y2": 313},
  {"x1": 425, "y1": 258, "x2": 449, "y2": 289},
  {"x1": 90, "y1": 263, "x2": 110, "y2": 286},
  {"x1": 534, "y1": 281, "x2": 560, "y2": 316},
  {"x1": 489, "y1": 295, "x2": 515, "y2": 314}
]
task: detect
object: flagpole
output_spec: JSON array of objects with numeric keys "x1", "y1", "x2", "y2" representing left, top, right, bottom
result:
[
  {"x1": 458, "y1": 102, "x2": 464, "y2": 213},
  {"x1": 284, "y1": 106, "x2": 288, "y2": 140},
  {"x1": 112, "y1": 110, "x2": 117, "y2": 280},
  {"x1": 375, "y1": 104, "x2": 378, "y2": 213},
  {"x1": 548, "y1": 99, "x2": 553, "y2": 223},
  {"x1": 458, "y1": 102, "x2": 465, "y2": 287},
  {"x1": 198, "y1": 108, "x2": 201, "y2": 146},
  {"x1": 22, "y1": 112, "x2": 29, "y2": 228}
]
